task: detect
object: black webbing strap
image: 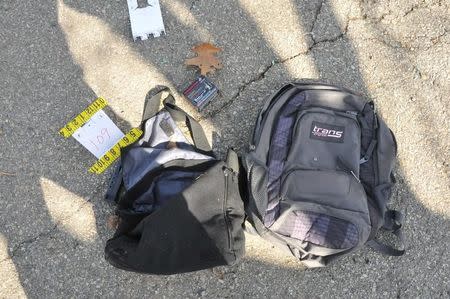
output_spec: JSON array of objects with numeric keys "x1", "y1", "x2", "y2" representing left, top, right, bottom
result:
[
  {"x1": 383, "y1": 210, "x2": 403, "y2": 231},
  {"x1": 142, "y1": 86, "x2": 212, "y2": 154},
  {"x1": 163, "y1": 101, "x2": 212, "y2": 154},
  {"x1": 360, "y1": 139, "x2": 377, "y2": 164},
  {"x1": 367, "y1": 239, "x2": 405, "y2": 256},
  {"x1": 367, "y1": 210, "x2": 405, "y2": 256},
  {"x1": 359, "y1": 102, "x2": 378, "y2": 164},
  {"x1": 104, "y1": 162, "x2": 123, "y2": 202}
]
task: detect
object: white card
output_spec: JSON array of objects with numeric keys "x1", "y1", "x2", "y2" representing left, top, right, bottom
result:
[
  {"x1": 72, "y1": 110, "x2": 124, "y2": 158},
  {"x1": 127, "y1": 0, "x2": 166, "y2": 41}
]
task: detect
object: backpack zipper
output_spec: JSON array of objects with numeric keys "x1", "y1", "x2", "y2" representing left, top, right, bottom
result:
[
  {"x1": 305, "y1": 104, "x2": 359, "y2": 115},
  {"x1": 373, "y1": 113, "x2": 380, "y2": 187},
  {"x1": 336, "y1": 156, "x2": 361, "y2": 182},
  {"x1": 251, "y1": 92, "x2": 360, "y2": 149},
  {"x1": 281, "y1": 167, "x2": 361, "y2": 189}
]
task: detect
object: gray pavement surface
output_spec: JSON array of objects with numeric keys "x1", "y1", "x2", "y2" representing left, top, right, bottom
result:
[{"x1": 1, "y1": 0, "x2": 449, "y2": 298}]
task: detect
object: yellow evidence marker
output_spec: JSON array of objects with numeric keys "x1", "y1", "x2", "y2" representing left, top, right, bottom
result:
[
  {"x1": 59, "y1": 98, "x2": 143, "y2": 174},
  {"x1": 59, "y1": 97, "x2": 108, "y2": 138},
  {"x1": 88, "y1": 128, "x2": 142, "y2": 174}
]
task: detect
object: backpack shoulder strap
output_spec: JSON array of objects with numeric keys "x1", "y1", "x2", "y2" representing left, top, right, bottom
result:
[{"x1": 367, "y1": 209, "x2": 405, "y2": 256}]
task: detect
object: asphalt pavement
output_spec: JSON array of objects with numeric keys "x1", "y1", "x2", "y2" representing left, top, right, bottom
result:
[{"x1": 0, "y1": 0, "x2": 449, "y2": 298}]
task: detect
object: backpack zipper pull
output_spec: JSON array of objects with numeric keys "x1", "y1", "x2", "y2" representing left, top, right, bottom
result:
[
  {"x1": 350, "y1": 170, "x2": 361, "y2": 183},
  {"x1": 337, "y1": 156, "x2": 361, "y2": 183}
]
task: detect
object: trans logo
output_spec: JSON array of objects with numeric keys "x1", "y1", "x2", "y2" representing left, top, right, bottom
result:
[{"x1": 310, "y1": 121, "x2": 345, "y2": 143}]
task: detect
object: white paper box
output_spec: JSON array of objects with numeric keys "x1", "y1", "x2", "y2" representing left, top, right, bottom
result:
[{"x1": 127, "y1": 0, "x2": 166, "y2": 41}]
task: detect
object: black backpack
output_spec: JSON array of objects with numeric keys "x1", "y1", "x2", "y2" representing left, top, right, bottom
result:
[
  {"x1": 104, "y1": 87, "x2": 245, "y2": 274},
  {"x1": 243, "y1": 82, "x2": 405, "y2": 267}
]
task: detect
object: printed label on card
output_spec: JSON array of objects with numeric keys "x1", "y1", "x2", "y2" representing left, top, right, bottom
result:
[{"x1": 72, "y1": 110, "x2": 124, "y2": 158}]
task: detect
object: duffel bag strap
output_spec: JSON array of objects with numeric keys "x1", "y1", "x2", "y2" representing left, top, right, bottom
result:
[
  {"x1": 105, "y1": 86, "x2": 213, "y2": 202},
  {"x1": 142, "y1": 85, "x2": 169, "y2": 121},
  {"x1": 142, "y1": 86, "x2": 213, "y2": 155},
  {"x1": 104, "y1": 162, "x2": 123, "y2": 202}
]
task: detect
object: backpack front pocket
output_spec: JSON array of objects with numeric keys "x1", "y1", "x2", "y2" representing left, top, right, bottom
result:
[
  {"x1": 286, "y1": 109, "x2": 361, "y2": 176},
  {"x1": 273, "y1": 169, "x2": 372, "y2": 249}
]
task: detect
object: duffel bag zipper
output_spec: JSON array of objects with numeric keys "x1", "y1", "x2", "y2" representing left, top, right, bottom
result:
[{"x1": 223, "y1": 167, "x2": 233, "y2": 251}]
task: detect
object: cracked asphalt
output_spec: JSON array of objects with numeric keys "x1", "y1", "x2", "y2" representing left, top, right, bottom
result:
[{"x1": 1, "y1": 0, "x2": 449, "y2": 298}]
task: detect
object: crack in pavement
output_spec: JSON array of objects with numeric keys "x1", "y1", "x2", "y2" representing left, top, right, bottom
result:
[
  {"x1": 205, "y1": 6, "x2": 350, "y2": 120},
  {"x1": 202, "y1": 0, "x2": 329, "y2": 120},
  {"x1": 310, "y1": 0, "x2": 326, "y2": 44},
  {"x1": 203, "y1": 52, "x2": 304, "y2": 119},
  {"x1": 402, "y1": 3, "x2": 424, "y2": 18},
  {"x1": 0, "y1": 197, "x2": 94, "y2": 265},
  {"x1": 0, "y1": 224, "x2": 59, "y2": 264},
  {"x1": 202, "y1": 1, "x2": 447, "y2": 128},
  {"x1": 206, "y1": 0, "x2": 361, "y2": 119}
]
